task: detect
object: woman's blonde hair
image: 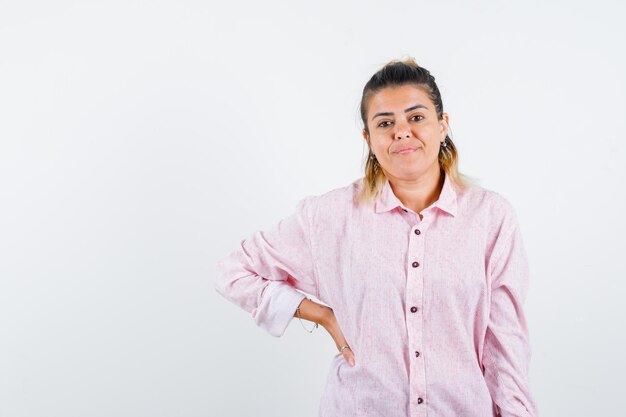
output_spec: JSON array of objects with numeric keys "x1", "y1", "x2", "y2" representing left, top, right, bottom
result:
[{"x1": 355, "y1": 57, "x2": 477, "y2": 206}]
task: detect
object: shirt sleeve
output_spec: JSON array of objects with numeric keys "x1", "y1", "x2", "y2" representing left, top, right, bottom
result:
[
  {"x1": 214, "y1": 195, "x2": 318, "y2": 338},
  {"x1": 483, "y1": 201, "x2": 539, "y2": 417}
]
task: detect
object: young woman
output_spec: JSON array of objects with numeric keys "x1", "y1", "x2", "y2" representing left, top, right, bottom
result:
[{"x1": 215, "y1": 58, "x2": 539, "y2": 417}]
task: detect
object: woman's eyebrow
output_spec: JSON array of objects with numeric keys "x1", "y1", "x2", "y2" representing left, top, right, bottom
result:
[{"x1": 371, "y1": 104, "x2": 428, "y2": 121}]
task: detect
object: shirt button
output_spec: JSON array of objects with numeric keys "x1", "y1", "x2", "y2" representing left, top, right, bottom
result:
[
  {"x1": 417, "y1": 397, "x2": 424, "y2": 404},
  {"x1": 410, "y1": 306, "x2": 418, "y2": 313},
  {"x1": 415, "y1": 351, "x2": 420, "y2": 357},
  {"x1": 414, "y1": 229, "x2": 421, "y2": 235},
  {"x1": 412, "y1": 261, "x2": 419, "y2": 268}
]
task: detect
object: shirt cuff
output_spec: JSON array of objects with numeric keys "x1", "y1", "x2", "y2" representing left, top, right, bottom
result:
[{"x1": 252, "y1": 280, "x2": 308, "y2": 337}]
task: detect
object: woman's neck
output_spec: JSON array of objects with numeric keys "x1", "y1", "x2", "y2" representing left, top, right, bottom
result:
[{"x1": 387, "y1": 166, "x2": 444, "y2": 217}]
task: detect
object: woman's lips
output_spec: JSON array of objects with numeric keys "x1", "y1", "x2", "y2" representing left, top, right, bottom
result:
[{"x1": 396, "y1": 147, "x2": 417, "y2": 155}]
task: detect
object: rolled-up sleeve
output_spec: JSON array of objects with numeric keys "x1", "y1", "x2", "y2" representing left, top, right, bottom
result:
[
  {"x1": 484, "y1": 202, "x2": 539, "y2": 417},
  {"x1": 214, "y1": 196, "x2": 318, "y2": 337}
]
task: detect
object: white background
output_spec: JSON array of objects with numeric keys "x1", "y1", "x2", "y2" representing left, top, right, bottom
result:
[{"x1": 1, "y1": 1, "x2": 625, "y2": 416}]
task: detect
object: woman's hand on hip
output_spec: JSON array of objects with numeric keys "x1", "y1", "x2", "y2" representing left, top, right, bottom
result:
[{"x1": 322, "y1": 310, "x2": 356, "y2": 367}]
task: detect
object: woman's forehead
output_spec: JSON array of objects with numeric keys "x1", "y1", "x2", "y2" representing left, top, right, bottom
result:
[{"x1": 368, "y1": 85, "x2": 434, "y2": 115}]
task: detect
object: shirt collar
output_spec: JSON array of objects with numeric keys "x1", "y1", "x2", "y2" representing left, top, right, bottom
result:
[{"x1": 374, "y1": 172, "x2": 458, "y2": 217}]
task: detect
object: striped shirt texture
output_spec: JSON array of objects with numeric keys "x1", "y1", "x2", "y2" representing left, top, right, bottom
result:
[{"x1": 214, "y1": 172, "x2": 539, "y2": 417}]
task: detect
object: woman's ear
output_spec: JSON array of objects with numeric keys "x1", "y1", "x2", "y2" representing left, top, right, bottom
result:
[
  {"x1": 362, "y1": 129, "x2": 368, "y2": 141},
  {"x1": 440, "y1": 113, "x2": 450, "y2": 137}
]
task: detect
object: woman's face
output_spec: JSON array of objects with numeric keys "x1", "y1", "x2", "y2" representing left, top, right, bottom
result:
[{"x1": 363, "y1": 84, "x2": 449, "y2": 181}]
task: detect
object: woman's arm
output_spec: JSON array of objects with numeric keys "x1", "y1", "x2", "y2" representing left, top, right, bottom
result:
[
  {"x1": 214, "y1": 196, "x2": 319, "y2": 337},
  {"x1": 293, "y1": 297, "x2": 333, "y2": 326},
  {"x1": 483, "y1": 199, "x2": 539, "y2": 417}
]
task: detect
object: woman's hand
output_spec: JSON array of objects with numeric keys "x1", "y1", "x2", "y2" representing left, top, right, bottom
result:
[{"x1": 322, "y1": 310, "x2": 356, "y2": 367}]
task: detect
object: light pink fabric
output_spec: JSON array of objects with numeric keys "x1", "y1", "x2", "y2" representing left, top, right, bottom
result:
[{"x1": 215, "y1": 172, "x2": 538, "y2": 417}]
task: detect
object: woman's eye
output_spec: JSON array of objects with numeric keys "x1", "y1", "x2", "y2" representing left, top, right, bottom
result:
[
  {"x1": 411, "y1": 115, "x2": 424, "y2": 121},
  {"x1": 378, "y1": 121, "x2": 392, "y2": 128}
]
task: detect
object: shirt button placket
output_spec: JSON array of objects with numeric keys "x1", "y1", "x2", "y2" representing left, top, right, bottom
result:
[{"x1": 407, "y1": 223, "x2": 427, "y2": 416}]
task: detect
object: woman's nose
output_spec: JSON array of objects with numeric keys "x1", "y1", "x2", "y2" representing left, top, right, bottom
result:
[{"x1": 394, "y1": 123, "x2": 411, "y2": 139}]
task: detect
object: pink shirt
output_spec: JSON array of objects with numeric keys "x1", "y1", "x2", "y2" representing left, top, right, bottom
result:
[{"x1": 215, "y1": 172, "x2": 539, "y2": 417}]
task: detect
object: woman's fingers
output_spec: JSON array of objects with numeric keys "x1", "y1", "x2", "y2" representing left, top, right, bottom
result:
[{"x1": 342, "y1": 347, "x2": 356, "y2": 367}]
